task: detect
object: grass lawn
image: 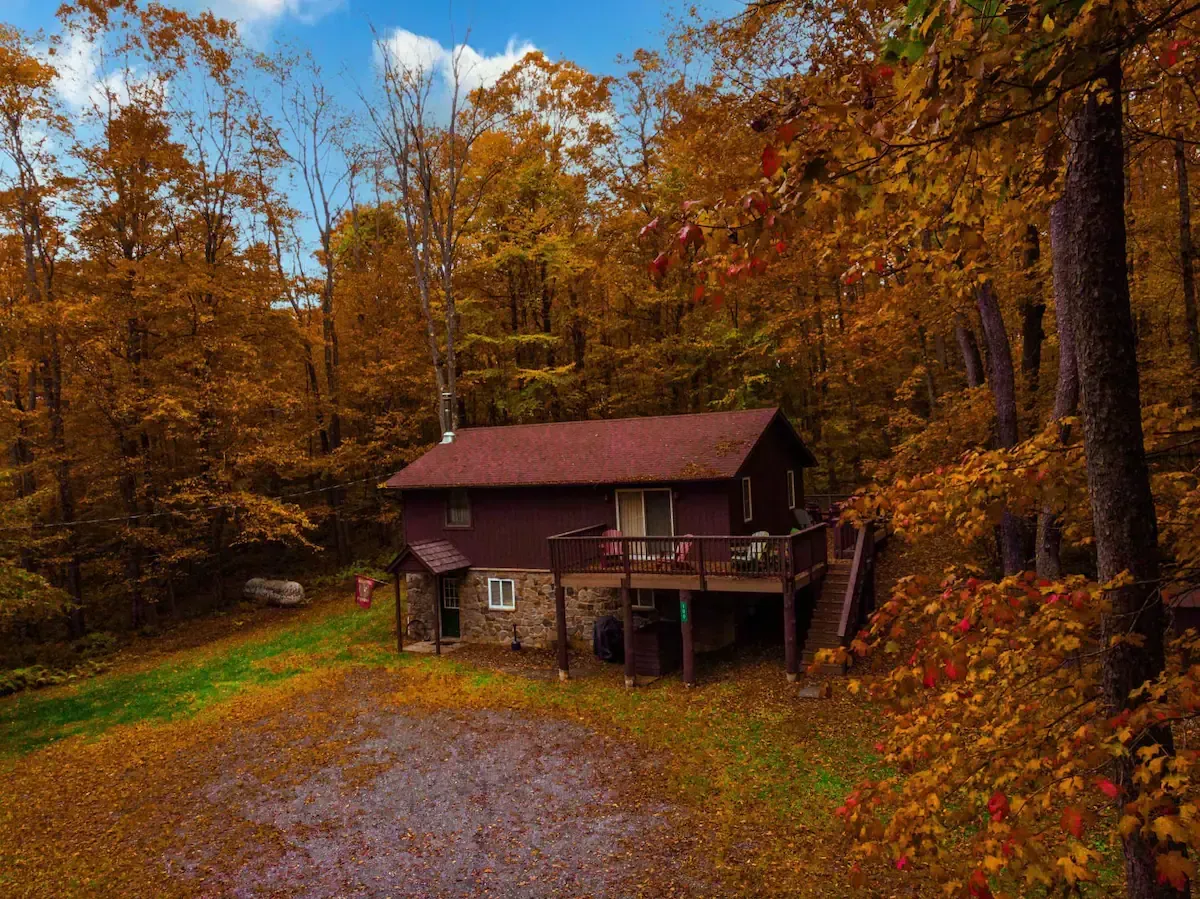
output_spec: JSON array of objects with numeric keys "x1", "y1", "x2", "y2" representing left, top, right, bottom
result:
[{"x1": 0, "y1": 586, "x2": 898, "y2": 898}]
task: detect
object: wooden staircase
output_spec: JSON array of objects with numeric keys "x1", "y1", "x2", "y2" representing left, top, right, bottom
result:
[{"x1": 800, "y1": 558, "x2": 854, "y2": 673}]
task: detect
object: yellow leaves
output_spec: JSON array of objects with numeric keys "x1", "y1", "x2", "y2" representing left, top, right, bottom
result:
[
  {"x1": 1153, "y1": 816, "x2": 1190, "y2": 845},
  {"x1": 1055, "y1": 854, "x2": 1095, "y2": 884},
  {"x1": 1157, "y1": 851, "x2": 1195, "y2": 891},
  {"x1": 1041, "y1": 14, "x2": 1055, "y2": 33}
]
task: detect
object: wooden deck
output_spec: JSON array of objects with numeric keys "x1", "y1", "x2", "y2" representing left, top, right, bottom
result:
[
  {"x1": 558, "y1": 566, "x2": 826, "y2": 593},
  {"x1": 548, "y1": 523, "x2": 831, "y2": 686},
  {"x1": 548, "y1": 524, "x2": 830, "y2": 590}
]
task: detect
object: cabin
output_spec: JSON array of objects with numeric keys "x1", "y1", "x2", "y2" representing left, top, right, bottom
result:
[{"x1": 385, "y1": 407, "x2": 863, "y2": 685}]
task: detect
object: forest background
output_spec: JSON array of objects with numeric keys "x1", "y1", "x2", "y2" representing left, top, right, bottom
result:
[{"x1": 5, "y1": 0, "x2": 1200, "y2": 894}]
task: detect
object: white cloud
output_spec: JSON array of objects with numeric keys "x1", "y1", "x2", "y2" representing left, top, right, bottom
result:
[
  {"x1": 379, "y1": 29, "x2": 538, "y2": 96},
  {"x1": 195, "y1": 0, "x2": 344, "y2": 42},
  {"x1": 46, "y1": 31, "x2": 100, "y2": 110},
  {"x1": 41, "y1": 33, "x2": 168, "y2": 113}
]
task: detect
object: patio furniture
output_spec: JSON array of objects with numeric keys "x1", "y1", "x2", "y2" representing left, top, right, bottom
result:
[
  {"x1": 601, "y1": 529, "x2": 623, "y2": 566},
  {"x1": 673, "y1": 536, "x2": 694, "y2": 570}
]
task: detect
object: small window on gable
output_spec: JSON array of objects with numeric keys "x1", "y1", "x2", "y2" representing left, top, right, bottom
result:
[
  {"x1": 487, "y1": 577, "x2": 515, "y2": 610},
  {"x1": 446, "y1": 488, "x2": 471, "y2": 527},
  {"x1": 787, "y1": 470, "x2": 797, "y2": 510},
  {"x1": 742, "y1": 477, "x2": 753, "y2": 523}
]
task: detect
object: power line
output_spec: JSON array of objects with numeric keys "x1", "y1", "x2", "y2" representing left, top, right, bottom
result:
[{"x1": 0, "y1": 471, "x2": 399, "y2": 533}]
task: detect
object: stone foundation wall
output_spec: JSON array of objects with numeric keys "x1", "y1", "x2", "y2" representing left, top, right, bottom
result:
[
  {"x1": 404, "y1": 573, "x2": 437, "y2": 639},
  {"x1": 405, "y1": 569, "x2": 624, "y2": 649}
]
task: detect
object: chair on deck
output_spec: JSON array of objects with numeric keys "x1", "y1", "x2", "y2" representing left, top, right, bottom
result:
[
  {"x1": 673, "y1": 536, "x2": 694, "y2": 571},
  {"x1": 601, "y1": 529, "x2": 623, "y2": 567},
  {"x1": 747, "y1": 531, "x2": 772, "y2": 573}
]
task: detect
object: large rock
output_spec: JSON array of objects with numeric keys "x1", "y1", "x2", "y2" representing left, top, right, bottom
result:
[{"x1": 244, "y1": 578, "x2": 307, "y2": 608}]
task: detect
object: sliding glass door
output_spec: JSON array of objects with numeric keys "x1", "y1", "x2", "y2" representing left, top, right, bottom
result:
[{"x1": 616, "y1": 488, "x2": 674, "y2": 558}]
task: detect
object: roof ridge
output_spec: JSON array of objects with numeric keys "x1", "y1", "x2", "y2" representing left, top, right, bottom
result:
[{"x1": 445, "y1": 406, "x2": 779, "y2": 435}]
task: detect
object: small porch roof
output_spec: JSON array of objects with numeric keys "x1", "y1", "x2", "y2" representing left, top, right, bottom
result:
[{"x1": 386, "y1": 539, "x2": 471, "y2": 576}]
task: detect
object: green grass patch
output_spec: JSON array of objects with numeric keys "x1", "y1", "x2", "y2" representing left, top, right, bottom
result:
[{"x1": 0, "y1": 596, "x2": 398, "y2": 757}]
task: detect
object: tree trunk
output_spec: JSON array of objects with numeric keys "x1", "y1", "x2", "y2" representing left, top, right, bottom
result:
[
  {"x1": 1019, "y1": 223, "x2": 1046, "y2": 405},
  {"x1": 1035, "y1": 203, "x2": 1079, "y2": 578},
  {"x1": 976, "y1": 282, "x2": 1026, "y2": 574},
  {"x1": 1061, "y1": 58, "x2": 1178, "y2": 899},
  {"x1": 954, "y1": 312, "x2": 986, "y2": 387},
  {"x1": 1175, "y1": 137, "x2": 1200, "y2": 369},
  {"x1": 915, "y1": 315, "x2": 938, "y2": 416}
]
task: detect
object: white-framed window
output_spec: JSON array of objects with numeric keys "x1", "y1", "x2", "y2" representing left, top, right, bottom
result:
[
  {"x1": 787, "y1": 470, "x2": 796, "y2": 510},
  {"x1": 633, "y1": 588, "x2": 657, "y2": 611},
  {"x1": 742, "y1": 477, "x2": 753, "y2": 522},
  {"x1": 487, "y1": 577, "x2": 516, "y2": 610},
  {"x1": 445, "y1": 488, "x2": 471, "y2": 527},
  {"x1": 441, "y1": 576, "x2": 459, "y2": 609}
]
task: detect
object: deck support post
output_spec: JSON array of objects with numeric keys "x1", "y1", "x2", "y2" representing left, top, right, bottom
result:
[
  {"x1": 434, "y1": 575, "x2": 442, "y2": 657},
  {"x1": 622, "y1": 578, "x2": 635, "y2": 689},
  {"x1": 784, "y1": 579, "x2": 798, "y2": 682},
  {"x1": 555, "y1": 576, "x2": 569, "y2": 681},
  {"x1": 395, "y1": 576, "x2": 403, "y2": 654},
  {"x1": 680, "y1": 589, "x2": 695, "y2": 687}
]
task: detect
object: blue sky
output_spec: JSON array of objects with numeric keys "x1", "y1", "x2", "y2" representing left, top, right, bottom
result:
[
  {"x1": 3, "y1": 0, "x2": 738, "y2": 252},
  {"x1": 5, "y1": 0, "x2": 738, "y2": 85}
]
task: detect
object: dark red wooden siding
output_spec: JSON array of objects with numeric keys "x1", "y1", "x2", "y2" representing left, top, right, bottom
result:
[
  {"x1": 729, "y1": 415, "x2": 810, "y2": 535},
  {"x1": 402, "y1": 481, "x2": 733, "y2": 569}
]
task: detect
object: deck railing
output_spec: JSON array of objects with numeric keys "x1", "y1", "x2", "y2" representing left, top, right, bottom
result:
[{"x1": 548, "y1": 523, "x2": 829, "y2": 583}]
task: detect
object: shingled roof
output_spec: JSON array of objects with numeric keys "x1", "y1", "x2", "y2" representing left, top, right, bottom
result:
[
  {"x1": 386, "y1": 539, "x2": 471, "y2": 576},
  {"x1": 385, "y1": 407, "x2": 815, "y2": 490}
]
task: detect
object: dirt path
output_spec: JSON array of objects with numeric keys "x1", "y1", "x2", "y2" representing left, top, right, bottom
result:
[{"x1": 161, "y1": 669, "x2": 714, "y2": 899}]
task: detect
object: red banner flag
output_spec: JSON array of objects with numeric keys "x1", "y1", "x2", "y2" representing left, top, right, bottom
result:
[{"x1": 355, "y1": 575, "x2": 380, "y2": 609}]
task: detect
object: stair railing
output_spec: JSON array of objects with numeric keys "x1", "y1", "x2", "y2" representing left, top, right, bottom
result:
[{"x1": 837, "y1": 521, "x2": 876, "y2": 642}]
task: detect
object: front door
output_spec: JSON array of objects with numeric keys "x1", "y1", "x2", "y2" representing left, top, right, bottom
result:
[{"x1": 440, "y1": 576, "x2": 461, "y2": 639}]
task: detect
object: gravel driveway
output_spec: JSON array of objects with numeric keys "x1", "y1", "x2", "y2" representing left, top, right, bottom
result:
[{"x1": 169, "y1": 670, "x2": 714, "y2": 899}]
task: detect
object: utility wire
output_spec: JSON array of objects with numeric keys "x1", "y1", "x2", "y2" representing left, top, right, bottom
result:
[{"x1": 0, "y1": 471, "x2": 399, "y2": 533}]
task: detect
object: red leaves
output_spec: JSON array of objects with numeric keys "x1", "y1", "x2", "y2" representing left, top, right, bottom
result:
[
  {"x1": 944, "y1": 659, "x2": 962, "y2": 681},
  {"x1": 691, "y1": 284, "x2": 705, "y2": 303},
  {"x1": 876, "y1": 64, "x2": 895, "y2": 80},
  {"x1": 1060, "y1": 805, "x2": 1085, "y2": 838},
  {"x1": 761, "y1": 144, "x2": 781, "y2": 178},
  {"x1": 638, "y1": 217, "x2": 660, "y2": 239},
  {"x1": 968, "y1": 869, "x2": 993, "y2": 899},
  {"x1": 648, "y1": 253, "x2": 669, "y2": 279},
  {"x1": 987, "y1": 791, "x2": 1009, "y2": 822},
  {"x1": 922, "y1": 668, "x2": 937, "y2": 689},
  {"x1": 1163, "y1": 39, "x2": 1193, "y2": 68},
  {"x1": 954, "y1": 616, "x2": 971, "y2": 634},
  {"x1": 774, "y1": 240, "x2": 787, "y2": 255},
  {"x1": 1095, "y1": 777, "x2": 1120, "y2": 799},
  {"x1": 743, "y1": 192, "x2": 770, "y2": 216},
  {"x1": 677, "y1": 223, "x2": 704, "y2": 249},
  {"x1": 895, "y1": 855, "x2": 910, "y2": 871},
  {"x1": 778, "y1": 119, "x2": 800, "y2": 145}
]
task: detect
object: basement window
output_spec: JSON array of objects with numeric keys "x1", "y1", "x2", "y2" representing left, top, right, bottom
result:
[{"x1": 487, "y1": 577, "x2": 516, "y2": 611}]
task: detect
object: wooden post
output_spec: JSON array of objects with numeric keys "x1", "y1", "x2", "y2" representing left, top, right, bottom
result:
[
  {"x1": 395, "y1": 576, "x2": 403, "y2": 653},
  {"x1": 622, "y1": 578, "x2": 635, "y2": 689},
  {"x1": 784, "y1": 580, "x2": 798, "y2": 683},
  {"x1": 680, "y1": 589, "x2": 695, "y2": 687},
  {"x1": 434, "y1": 575, "x2": 442, "y2": 656},
  {"x1": 555, "y1": 576, "x2": 569, "y2": 681}
]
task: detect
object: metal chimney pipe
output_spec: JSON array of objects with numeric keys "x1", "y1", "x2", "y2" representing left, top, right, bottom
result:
[{"x1": 440, "y1": 391, "x2": 455, "y2": 444}]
